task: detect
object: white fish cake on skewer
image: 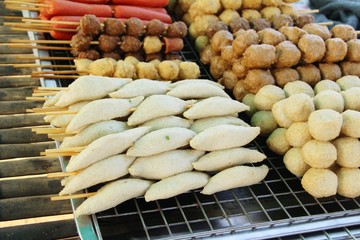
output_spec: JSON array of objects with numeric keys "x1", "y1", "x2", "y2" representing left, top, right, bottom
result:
[
  {"x1": 127, "y1": 95, "x2": 194, "y2": 126},
  {"x1": 66, "y1": 96, "x2": 143, "y2": 133},
  {"x1": 129, "y1": 150, "x2": 205, "y2": 179},
  {"x1": 66, "y1": 126, "x2": 150, "y2": 172},
  {"x1": 167, "y1": 82, "x2": 231, "y2": 99},
  {"x1": 193, "y1": 147, "x2": 267, "y2": 171},
  {"x1": 60, "y1": 154, "x2": 135, "y2": 195},
  {"x1": 109, "y1": 79, "x2": 171, "y2": 98},
  {"x1": 140, "y1": 116, "x2": 191, "y2": 131},
  {"x1": 51, "y1": 101, "x2": 90, "y2": 128},
  {"x1": 190, "y1": 124, "x2": 260, "y2": 151},
  {"x1": 75, "y1": 178, "x2": 153, "y2": 216},
  {"x1": 170, "y1": 79, "x2": 224, "y2": 89},
  {"x1": 60, "y1": 120, "x2": 130, "y2": 149},
  {"x1": 184, "y1": 97, "x2": 250, "y2": 120},
  {"x1": 127, "y1": 127, "x2": 196, "y2": 157},
  {"x1": 144, "y1": 172, "x2": 209, "y2": 202},
  {"x1": 201, "y1": 165, "x2": 269, "y2": 195},
  {"x1": 56, "y1": 76, "x2": 131, "y2": 107},
  {"x1": 190, "y1": 116, "x2": 250, "y2": 133},
  {"x1": 43, "y1": 90, "x2": 64, "y2": 107}
]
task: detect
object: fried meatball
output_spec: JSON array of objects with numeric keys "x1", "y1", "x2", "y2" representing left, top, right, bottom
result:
[
  {"x1": 279, "y1": 26, "x2": 307, "y2": 45},
  {"x1": 232, "y1": 29, "x2": 260, "y2": 56},
  {"x1": 89, "y1": 58, "x2": 116, "y2": 77},
  {"x1": 242, "y1": 9, "x2": 262, "y2": 21},
  {"x1": 210, "y1": 56, "x2": 229, "y2": 80},
  {"x1": 102, "y1": 51, "x2": 121, "y2": 61},
  {"x1": 243, "y1": 44, "x2": 276, "y2": 69},
  {"x1": 272, "y1": 14, "x2": 294, "y2": 30},
  {"x1": 233, "y1": 80, "x2": 249, "y2": 101},
  {"x1": 295, "y1": 14, "x2": 314, "y2": 28},
  {"x1": 346, "y1": 39, "x2": 360, "y2": 62},
  {"x1": 242, "y1": 0, "x2": 262, "y2": 9},
  {"x1": 178, "y1": 62, "x2": 201, "y2": 79},
  {"x1": 219, "y1": 70, "x2": 238, "y2": 90},
  {"x1": 145, "y1": 53, "x2": 163, "y2": 62},
  {"x1": 303, "y1": 23, "x2": 331, "y2": 41},
  {"x1": 211, "y1": 30, "x2": 234, "y2": 53},
  {"x1": 126, "y1": 17, "x2": 145, "y2": 37},
  {"x1": 166, "y1": 21, "x2": 188, "y2": 38},
  {"x1": 232, "y1": 58, "x2": 248, "y2": 79},
  {"x1": 114, "y1": 60, "x2": 135, "y2": 78},
  {"x1": 258, "y1": 28, "x2": 286, "y2": 45},
  {"x1": 262, "y1": 0, "x2": 282, "y2": 6},
  {"x1": 296, "y1": 64, "x2": 321, "y2": 86},
  {"x1": 298, "y1": 34, "x2": 326, "y2": 63},
  {"x1": 79, "y1": 14, "x2": 101, "y2": 36},
  {"x1": 279, "y1": 4, "x2": 298, "y2": 19},
  {"x1": 70, "y1": 33, "x2": 91, "y2": 51},
  {"x1": 221, "y1": 45, "x2": 236, "y2": 64},
  {"x1": 318, "y1": 63, "x2": 342, "y2": 81},
  {"x1": 143, "y1": 36, "x2": 163, "y2": 54},
  {"x1": 77, "y1": 49, "x2": 100, "y2": 60},
  {"x1": 157, "y1": 60, "x2": 179, "y2": 81},
  {"x1": 275, "y1": 41, "x2": 301, "y2": 68},
  {"x1": 103, "y1": 18, "x2": 126, "y2": 36},
  {"x1": 200, "y1": 45, "x2": 218, "y2": 65},
  {"x1": 260, "y1": 7, "x2": 281, "y2": 21},
  {"x1": 272, "y1": 68, "x2": 300, "y2": 87},
  {"x1": 220, "y1": 0, "x2": 243, "y2": 10},
  {"x1": 136, "y1": 62, "x2": 159, "y2": 80},
  {"x1": 243, "y1": 69, "x2": 275, "y2": 94},
  {"x1": 229, "y1": 17, "x2": 250, "y2": 33},
  {"x1": 206, "y1": 21, "x2": 229, "y2": 39},
  {"x1": 219, "y1": 9, "x2": 241, "y2": 25},
  {"x1": 146, "y1": 19, "x2": 167, "y2": 36},
  {"x1": 250, "y1": 18, "x2": 272, "y2": 31},
  {"x1": 323, "y1": 38, "x2": 347, "y2": 63},
  {"x1": 340, "y1": 62, "x2": 360, "y2": 77},
  {"x1": 98, "y1": 34, "x2": 120, "y2": 53},
  {"x1": 331, "y1": 24, "x2": 357, "y2": 42},
  {"x1": 301, "y1": 168, "x2": 337, "y2": 198},
  {"x1": 120, "y1": 36, "x2": 142, "y2": 52},
  {"x1": 193, "y1": 15, "x2": 219, "y2": 36}
]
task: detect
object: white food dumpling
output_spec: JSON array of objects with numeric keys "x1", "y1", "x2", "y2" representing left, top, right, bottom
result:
[
  {"x1": 201, "y1": 165, "x2": 269, "y2": 195},
  {"x1": 43, "y1": 90, "x2": 64, "y2": 107},
  {"x1": 66, "y1": 96, "x2": 143, "y2": 133},
  {"x1": 129, "y1": 150, "x2": 205, "y2": 179},
  {"x1": 50, "y1": 101, "x2": 90, "y2": 128},
  {"x1": 193, "y1": 147, "x2": 266, "y2": 171},
  {"x1": 170, "y1": 79, "x2": 224, "y2": 89},
  {"x1": 56, "y1": 76, "x2": 131, "y2": 107},
  {"x1": 144, "y1": 172, "x2": 209, "y2": 202},
  {"x1": 167, "y1": 82, "x2": 230, "y2": 99},
  {"x1": 184, "y1": 97, "x2": 250, "y2": 119},
  {"x1": 75, "y1": 178, "x2": 153, "y2": 216},
  {"x1": 66, "y1": 127, "x2": 150, "y2": 172},
  {"x1": 190, "y1": 124, "x2": 260, "y2": 151},
  {"x1": 127, "y1": 127, "x2": 196, "y2": 157},
  {"x1": 190, "y1": 115, "x2": 250, "y2": 133},
  {"x1": 140, "y1": 116, "x2": 191, "y2": 131},
  {"x1": 109, "y1": 79, "x2": 171, "y2": 98},
  {"x1": 60, "y1": 154, "x2": 135, "y2": 195}
]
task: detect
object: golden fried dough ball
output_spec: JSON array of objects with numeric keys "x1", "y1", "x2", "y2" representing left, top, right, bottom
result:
[
  {"x1": 295, "y1": 14, "x2": 314, "y2": 28},
  {"x1": 339, "y1": 62, "x2": 360, "y2": 77},
  {"x1": 221, "y1": 45, "x2": 236, "y2": 65},
  {"x1": 157, "y1": 60, "x2": 179, "y2": 81},
  {"x1": 272, "y1": 14, "x2": 294, "y2": 30},
  {"x1": 278, "y1": 26, "x2": 307, "y2": 45},
  {"x1": 210, "y1": 56, "x2": 229, "y2": 80},
  {"x1": 258, "y1": 28, "x2": 286, "y2": 45},
  {"x1": 346, "y1": 39, "x2": 360, "y2": 62},
  {"x1": 296, "y1": 64, "x2": 321, "y2": 87},
  {"x1": 286, "y1": 122, "x2": 312, "y2": 148},
  {"x1": 279, "y1": 4, "x2": 298, "y2": 19},
  {"x1": 284, "y1": 93, "x2": 314, "y2": 122},
  {"x1": 337, "y1": 168, "x2": 360, "y2": 198},
  {"x1": 308, "y1": 109, "x2": 342, "y2": 141},
  {"x1": 219, "y1": 70, "x2": 238, "y2": 90},
  {"x1": 124, "y1": 56, "x2": 140, "y2": 67},
  {"x1": 232, "y1": 29, "x2": 259, "y2": 56},
  {"x1": 275, "y1": 41, "x2": 301, "y2": 68},
  {"x1": 342, "y1": 110, "x2": 360, "y2": 138},
  {"x1": 136, "y1": 62, "x2": 159, "y2": 80},
  {"x1": 283, "y1": 80, "x2": 314, "y2": 97},
  {"x1": 211, "y1": 30, "x2": 234, "y2": 53},
  {"x1": 89, "y1": 58, "x2": 116, "y2": 77},
  {"x1": 114, "y1": 60, "x2": 136, "y2": 78},
  {"x1": 318, "y1": 63, "x2": 342, "y2": 81},
  {"x1": 333, "y1": 137, "x2": 360, "y2": 168},
  {"x1": 302, "y1": 140, "x2": 337, "y2": 168},
  {"x1": 260, "y1": 7, "x2": 281, "y2": 21},
  {"x1": 303, "y1": 23, "x2": 331, "y2": 41},
  {"x1": 178, "y1": 62, "x2": 200, "y2": 79},
  {"x1": 301, "y1": 168, "x2": 337, "y2": 198},
  {"x1": 331, "y1": 24, "x2": 357, "y2": 42},
  {"x1": 313, "y1": 90, "x2": 344, "y2": 113},
  {"x1": 262, "y1": 0, "x2": 282, "y2": 6},
  {"x1": 243, "y1": 44, "x2": 276, "y2": 69},
  {"x1": 323, "y1": 38, "x2": 347, "y2": 63},
  {"x1": 242, "y1": 0, "x2": 262, "y2": 10},
  {"x1": 233, "y1": 80, "x2": 249, "y2": 101},
  {"x1": 266, "y1": 127, "x2": 291, "y2": 155},
  {"x1": 284, "y1": 148, "x2": 310, "y2": 177},
  {"x1": 243, "y1": 69, "x2": 275, "y2": 94},
  {"x1": 194, "y1": 15, "x2": 220, "y2": 35},
  {"x1": 271, "y1": 68, "x2": 299, "y2": 88},
  {"x1": 200, "y1": 45, "x2": 218, "y2": 65},
  {"x1": 231, "y1": 58, "x2": 248, "y2": 79},
  {"x1": 219, "y1": 9, "x2": 240, "y2": 25},
  {"x1": 188, "y1": 0, "x2": 222, "y2": 21},
  {"x1": 298, "y1": 34, "x2": 326, "y2": 64},
  {"x1": 143, "y1": 36, "x2": 163, "y2": 54},
  {"x1": 206, "y1": 21, "x2": 229, "y2": 39},
  {"x1": 241, "y1": 9, "x2": 261, "y2": 21},
  {"x1": 220, "y1": 0, "x2": 242, "y2": 10}
]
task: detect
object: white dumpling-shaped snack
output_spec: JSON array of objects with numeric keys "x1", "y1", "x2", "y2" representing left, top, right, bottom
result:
[
  {"x1": 190, "y1": 124, "x2": 260, "y2": 151},
  {"x1": 201, "y1": 165, "x2": 269, "y2": 195},
  {"x1": 56, "y1": 76, "x2": 131, "y2": 107},
  {"x1": 127, "y1": 95, "x2": 193, "y2": 126},
  {"x1": 109, "y1": 79, "x2": 171, "y2": 98},
  {"x1": 170, "y1": 79, "x2": 224, "y2": 89},
  {"x1": 190, "y1": 115, "x2": 249, "y2": 133},
  {"x1": 75, "y1": 178, "x2": 152, "y2": 216},
  {"x1": 167, "y1": 82, "x2": 230, "y2": 99},
  {"x1": 60, "y1": 120, "x2": 130, "y2": 149},
  {"x1": 193, "y1": 147, "x2": 266, "y2": 171},
  {"x1": 43, "y1": 90, "x2": 64, "y2": 107},
  {"x1": 144, "y1": 172, "x2": 209, "y2": 202},
  {"x1": 66, "y1": 96, "x2": 143, "y2": 133},
  {"x1": 184, "y1": 97, "x2": 250, "y2": 119},
  {"x1": 140, "y1": 116, "x2": 191, "y2": 131},
  {"x1": 127, "y1": 127, "x2": 196, "y2": 157},
  {"x1": 60, "y1": 154, "x2": 135, "y2": 195},
  {"x1": 66, "y1": 127, "x2": 150, "y2": 172},
  {"x1": 51, "y1": 101, "x2": 90, "y2": 128},
  {"x1": 129, "y1": 150, "x2": 205, "y2": 179}
]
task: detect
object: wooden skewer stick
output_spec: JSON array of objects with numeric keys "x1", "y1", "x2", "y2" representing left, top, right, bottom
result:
[
  {"x1": 318, "y1": 21, "x2": 334, "y2": 26},
  {"x1": 298, "y1": 9, "x2": 319, "y2": 14},
  {"x1": 32, "y1": 127, "x2": 66, "y2": 133},
  {"x1": 356, "y1": 31, "x2": 360, "y2": 35},
  {"x1": 31, "y1": 75, "x2": 79, "y2": 79},
  {"x1": 32, "y1": 92, "x2": 58, "y2": 97},
  {"x1": 0, "y1": 74, "x2": 32, "y2": 79},
  {"x1": 45, "y1": 147, "x2": 85, "y2": 153},
  {"x1": 32, "y1": 70, "x2": 84, "y2": 75},
  {"x1": 30, "y1": 107, "x2": 68, "y2": 112},
  {"x1": 47, "y1": 171, "x2": 78, "y2": 178},
  {"x1": 4, "y1": 16, "x2": 39, "y2": 19},
  {"x1": 48, "y1": 132, "x2": 76, "y2": 140},
  {"x1": 14, "y1": 64, "x2": 76, "y2": 69},
  {"x1": 37, "y1": 87, "x2": 68, "y2": 91},
  {"x1": 9, "y1": 44, "x2": 72, "y2": 50},
  {"x1": 4, "y1": 22, "x2": 51, "y2": 27},
  {"x1": 11, "y1": 28, "x2": 52, "y2": 33},
  {"x1": 40, "y1": 152, "x2": 79, "y2": 157},
  {"x1": 5, "y1": 5, "x2": 40, "y2": 11},
  {"x1": 22, "y1": 19, "x2": 80, "y2": 25},
  {"x1": 16, "y1": 56, "x2": 74, "y2": 60},
  {"x1": 11, "y1": 27, "x2": 77, "y2": 33},
  {"x1": 45, "y1": 110, "x2": 78, "y2": 115},
  {"x1": 26, "y1": 96, "x2": 48, "y2": 101},
  {"x1": 51, "y1": 192, "x2": 96, "y2": 201},
  {"x1": 10, "y1": 38, "x2": 101, "y2": 45}
]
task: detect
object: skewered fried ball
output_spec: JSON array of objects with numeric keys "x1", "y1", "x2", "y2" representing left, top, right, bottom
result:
[
  {"x1": 229, "y1": 17, "x2": 250, "y2": 33},
  {"x1": 219, "y1": 70, "x2": 238, "y2": 90},
  {"x1": 258, "y1": 28, "x2": 286, "y2": 45},
  {"x1": 233, "y1": 80, "x2": 249, "y2": 101},
  {"x1": 279, "y1": 4, "x2": 298, "y2": 19},
  {"x1": 340, "y1": 62, "x2": 360, "y2": 77},
  {"x1": 210, "y1": 56, "x2": 229, "y2": 80},
  {"x1": 102, "y1": 52, "x2": 121, "y2": 61},
  {"x1": 211, "y1": 30, "x2": 234, "y2": 53},
  {"x1": 114, "y1": 60, "x2": 135, "y2": 78},
  {"x1": 243, "y1": 69, "x2": 275, "y2": 94},
  {"x1": 243, "y1": 44, "x2": 276, "y2": 69},
  {"x1": 136, "y1": 62, "x2": 159, "y2": 80},
  {"x1": 221, "y1": 45, "x2": 236, "y2": 64},
  {"x1": 232, "y1": 58, "x2": 248, "y2": 79},
  {"x1": 120, "y1": 36, "x2": 142, "y2": 53},
  {"x1": 279, "y1": 26, "x2": 307, "y2": 45},
  {"x1": 262, "y1": 0, "x2": 283, "y2": 7},
  {"x1": 331, "y1": 24, "x2": 357, "y2": 42},
  {"x1": 103, "y1": 18, "x2": 126, "y2": 36},
  {"x1": 298, "y1": 34, "x2": 326, "y2": 63},
  {"x1": 126, "y1": 17, "x2": 145, "y2": 37},
  {"x1": 250, "y1": 18, "x2": 272, "y2": 31},
  {"x1": 146, "y1": 19, "x2": 167, "y2": 36},
  {"x1": 295, "y1": 14, "x2": 314, "y2": 28},
  {"x1": 89, "y1": 58, "x2": 116, "y2": 76},
  {"x1": 200, "y1": 45, "x2": 217, "y2": 65},
  {"x1": 143, "y1": 36, "x2": 163, "y2": 54},
  {"x1": 219, "y1": 9, "x2": 241, "y2": 25},
  {"x1": 70, "y1": 33, "x2": 91, "y2": 52},
  {"x1": 296, "y1": 64, "x2": 321, "y2": 86},
  {"x1": 272, "y1": 14, "x2": 294, "y2": 30},
  {"x1": 318, "y1": 63, "x2": 342, "y2": 81},
  {"x1": 242, "y1": 0, "x2": 262, "y2": 9},
  {"x1": 271, "y1": 68, "x2": 300, "y2": 87},
  {"x1": 77, "y1": 49, "x2": 100, "y2": 60},
  {"x1": 260, "y1": 6, "x2": 281, "y2": 21},
  {"x1": 98, "y1": 34, "x2": 120, "y2": 53},
  {"x1": 166, "y1": 21, "x2": 188, "y2": 38},
  {"x1": 323, "y1": 38, "x2": 347, "y2": 63},
  {"x1": 242, "y1": 9, "x2": 262, "y2": 21},
  {"x1": 220, "y1": 0, "x2": 243, "y2": 10},
  {"x1": 79, "y1": 14, "x2": 101, "y2": 36},
  {"x1": 303, "y1": 23, "x2": 331, "y2": 41},
  {"x1": 178, "y1": 62, "x2": 201, "y2": 79},
  {"x1": 274, "y1": 41, "x2": 301, "y2": 68},
  {"x1": 206, "y1": 21, "x2": 229, "y2": 38},
  {"x1": 193, "y1": 15, "x2": 220, "y2": 35},
  {"x1": 232, "y1": 29, "x2": 260, "y2": 56},
  {"x1": 157, "y1": 60, "x2": 179, "y2": 81},
  {"x1": 302, "y1": 168, "x2": 337, "y2": 198},
  {"x1": 346, "y1": 39, "x2": 360, "y2": 62}
]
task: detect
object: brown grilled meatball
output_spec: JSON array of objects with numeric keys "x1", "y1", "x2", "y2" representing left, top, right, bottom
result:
[
  {"x1": 211, "y1": 30, "x2": 234, "y2": 53},
  {"x1": 258, "y1": 28, "x2": 286, "y2": 45},
  {"x1": 303, "y1": 23, "x2": 331, "y2": 41},
  {"x1": 146, "y1": 19, "x2": 167, "y2": 36},
  {"x1": 98, "y1": 34, "x2": 120, "y2": 53},
  {"x1": 250, "y1": 18, "x2": 272, "y2": 31},
  {"x1": 340, "y1": 62, "x2": 360, "y2": 77},
  {"x1": 323, "y1": 38, "x2": 347, "y2": 63},
  {"x1": 346, "y1": 39, "x2": 360, "y2": 62},
  {"x1": 206, "y1": 21, "x2": 229, "y2": 38},
  {"x1": 275, "y1": 41, "x2": 301, "y2": 68},
  {"x1": 145, "y1": 53, "x2": 163, "y2": 62},
  {"x1": 318, "y1": 63, "x2": 342, "y2": 81},
  {"x1": 233, "y1": 80, "x2": 249, "y2": 101},
  {"x1": 243, "y1": 44, "x2": 276, "y2": 69},
  {"x1": 79, "y1": 14, "x2": 101, "y2": 36},
  {"x1": 77, "y1": 49, "x2": 100, "y2": 60},
  {"x1": 124, "y1": 51, "x2": 144, "y2": 62},
  {"x1": 210, "y1": 56, "x2": 229, "y2": 80},
  {"x1": 70, "y1": 33, "x2": 92, "y2": 51},
  {"x1": 166, "y1": 21, "x2": 188, "y2": 38},
  {"x1": 165, "y1": 53, "x2": 183, "y2": 61},
  {"x1": 120, "y1": 36, "x2": 142, "y2": 52},
  {"x1": 331, "y1": 24, "x2": 357, "y2": 42},
  {"x1": 103, "y1": 18, "x2": 126, "y2": 36},
  {"x1": 298, "y1": 34, "x2": 326, "y2": 63},
  {"x1": 102, "y1": 51, "x2": 121, "y2": 61},
  {"x1": 71, "y1": 48, "x2": 80, "y2": 57},
  {"x1": 296, "y1": 64, "x2": 321, "y2": 86},
  {"x1": 278, "y1": 26, "x2": 307, "y2": 45},
  {"x1": 295, "y1": 14, "x2": 314, "y2": 28},
  {"x1": 229, "y1": 17, "x2": 250, "y2": 33},
  {"x1": 126, "y1": 17, "x2": 145, "y2": 37},
  {"x1": 243, "y1": 69, "x2": 275, "y2": 94},
  {"x1": 272, "y1": 14, "x2": 294, "y2": 30},
  {"x1": 232, "y1": 29, "x2": 259, "y2": 56},
  {"x1": 271, "y1": 68, "x2": 300, "y2": 88},
  {"x1": 232, "y1": 58, "x2": 248, "y2": 79}
]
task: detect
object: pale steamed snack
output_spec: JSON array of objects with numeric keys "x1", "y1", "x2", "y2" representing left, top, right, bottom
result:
[
  {"x1": 184, "y1": 97, "x2": 250, "y2": 119},
  {"x1": 170, "y1": 79, "x2": 224, "y2": 89},
  {"x1": 242, "y1": 93, "x2": 258, "y2": 117},
  {"x1": 251, "y1": 111, "x2": 278, "y2": 136},
  {"x1": 66, "y1": 127, "x2": 150, "y2": 172},
  {"x1": 313, "y1": 90, "x2": 344, "y2": 113},
  {"x1": 336, "y1": 168, "x2": 360, "y2": 198},
  {"x1": 341, "y1": 110, "x2": 360, "y2": 138},
  {"x1": 336, "y1": 75, "x2": 360, "y2": 90},
  {"x1": 301, "y1": 140, "x2": 337, "y2": 168},
  {"x1": 333, "y1": 137, "x2": 360, "y2": 168},
  {"x1": 271, "y1": 99, "x2": 293, "y2": 128},
  {"x1": 129, "y1": 150, "x2": 205, "y2": 180},
  {"x1": 128, "y1": 95, "x2": 191, "y2": 126},
  {"x1": 302, "y1": 168, "x2": 337, "y2": 198},
  {"x1": 308, "y1": 109, "x2": 342, "y2": 141},
  {"x1": 127, "y1": 127, "x2": 196, "y2": 157},
  {"x1": 190, "y1": 115, "x2": 249, "y2": 133},
  {"x1": 266, "y1": 128, "x2": 291, "y2": 155},
  {"x1": 285, "y1": 122, "x2": 312, "y2": 148},
  {"x1": 167, "y1": 82, "x2": 230, "y2": 99},
  {"x1": 314, "y1": 80, "x2": 341, "y2": 94},
  {"x1": 341, "y1": 87, "x2": 360, "y2": 111},
  {"x1": 43, "y1": 91, "x2": 63, "y2": 107},
  {"x1": 193, "y1": 147, "x2": 266, "y2": 171},
  {"x1": 66, "y1": 97, "x2": 144, "y2": 133},
  {"x1": 284, "y1": 93, "x2": 315, "y2": 122},
  {"x1": 60, "y1": 155, "x2": 135, "y2": 195},
  {"x1": 109, "y1": 79, "x2": 171, "y2": 98},
  {"x1": 113, "y1": 60, "x2": 136, "y2": 78},
  {"x1": 283, "y1": 81, "x2": 314, "y2": 97},
  {"x1": 145, "y1": 172, "x2": 209, "y2": 202},
  {"x1": 51, "y1": 101, "x2": 90, "y2": 128},
  {"x1": 283, "y1": 148, "x2": 310, "y2": 177},
  {"x1": 254, "y1": 85, "x2": 285, "y2": 111},
  {"x1": 190, "y1": 124, "x2": 260, "y2": 151},
  {"x1": 75, "y1": 178, "x2": 153, "y2": 216},
  {"x1": 140, "y1": 116, "x2": 191, "y2": 131},
  {"x1": 55, "y1": 76, "x2": 131, "y2": 107},
  {"x1": 201, "y1": 165, "x2": 269, "y2": 195}
]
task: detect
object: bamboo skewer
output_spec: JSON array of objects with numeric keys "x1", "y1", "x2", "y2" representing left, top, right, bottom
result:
[
  {"x1": 32, "y1": 127, "x2": 66, "y2": 133},
  {"x1": 5, "y1": 5, "x2": 40, "y2": 11},
  {"x1": 45, "y1": 146, "x2": 85, "y2": 153},
  {"x1": 29, "y1": 107, "x2": 68, "y2": 112},
  {"x1": 318, "y1": 21, "x2": 334, "y2": 26},
  {"x1": 16, "y1": 56, "x2": 74, "y2": 60},
  {"x1": 356, "y1": 31, "x2": 360, "y2": 35},
  {"x1": 13, "y1": 64, "x2": 76, "y2": 69},
  {"x1": 47, "y1": 171, "x2": 78, "y2": 178},
  {"x1": 22, "y1": 19, "x2": 80, "y2": 25},
  {"x1": 26, "y1": 96, "x2": 49, "y2": 101},
  {"x1": 31, "y1": 92, "x2": 58, "y2": 97},
  {"x1": 31, "y1": 75, "x2": 79, "y2": 79},
  {"x1": 9, "y1": 44, "x2": 72, "y2": 51},
  {"x1": 11, "y1": 27, "x2": 77, "y2": 33},
  {"x1": 37, "y1": 87, "x2": 68, "y2": 91},
  {"x1": 298, "y1": 9, "x2": 319, "y2": 14},
  {"x1": 32, "y1": 70, "x2": 84, "y2": 75},
  {"x1": 45, "y1": 110, "x2": 79, "y2": 115},
  {"x1": 51, "y1": 192, "x2": 96, "y2": 201},
  {"x1": 41, "y1": 152, "x2": 79, "y2": 157}
]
